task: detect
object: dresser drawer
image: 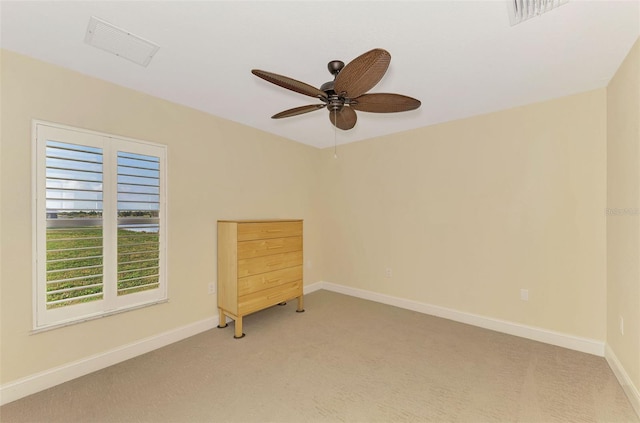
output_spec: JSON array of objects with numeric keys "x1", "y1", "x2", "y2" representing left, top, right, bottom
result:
[
  {"x1": 237, "y1": 236, "x2": 302, "y2": 260},
  {"x1": 238, "y1": 281, "x2": 303, "y2": 315},
  {"x1": 237, "y1": 221, "x2": 302, "y2": 241},
  {"x1": 238, "y1": 251, "x2": 303, "y2": 277},
  {"x1": 238, "y1": 266, "x2": 302, "y2": 297}
]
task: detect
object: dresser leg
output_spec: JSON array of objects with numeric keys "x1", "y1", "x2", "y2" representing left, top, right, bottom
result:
[
  {"x1": 296, "y1": 295, "x2": 305, "y2": 313},
  {"x1": 234, "y1": 316, "x2": 245, "y2": 339},
  {"x1": 217, "y1": 309, "x2": 228, "y2": 328}
]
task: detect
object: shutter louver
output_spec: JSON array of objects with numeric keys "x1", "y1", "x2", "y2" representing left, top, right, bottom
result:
[
  {"x1": 45, "y1": 141, "x2": 104, "y2": 308},
  {"x1": 117, "y1": 151, "x2": 161, "y2": 296}
]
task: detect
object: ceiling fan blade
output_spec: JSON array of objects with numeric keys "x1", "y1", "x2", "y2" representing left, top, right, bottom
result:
[
  {"x1": 272, "y1": 104, "x2": 326, "y2": 119},
  {"x1": 252, "y1": 69, "x2": 327, "y2": 99},
  {"x1": 329, "y1": 107, "x2": 357, "y2": 130},
  {"x1": 334, "y1": 49, "x2": 391, "y2": 98},
  {"x1": 351, "y1": 93, "x2": 421, "y2": 113}
]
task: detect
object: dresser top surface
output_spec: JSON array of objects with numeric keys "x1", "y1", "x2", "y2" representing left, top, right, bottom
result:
[{"x1": 218, "y1": 219, "x2": 303, "y2": 223}]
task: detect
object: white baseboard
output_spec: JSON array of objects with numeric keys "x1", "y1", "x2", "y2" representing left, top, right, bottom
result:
[
  {"x1": 319, "y1": 281, "x2": 605, "y2": 356},
  {"x1": 0, "y1": 316, "x2": 218, "y2": 406},
  {"x1": 605, "y1": 344, "x2": 640, "y2": 418},
  {"x1": 304, "y1": 281, "x2": 324, "y2": 295}
]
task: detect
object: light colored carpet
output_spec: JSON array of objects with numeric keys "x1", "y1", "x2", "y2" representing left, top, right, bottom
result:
[{"x1": 1, "y1": 290, "x2": 638, "y2": 422}]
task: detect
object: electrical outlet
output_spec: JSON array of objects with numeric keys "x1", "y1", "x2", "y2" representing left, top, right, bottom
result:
[
  {"x1": 620, "y1": 315, "x2": 624, "y2": 335},
  {"x1": 385, "y1": 268, "x2": 393, "y2": 278},
  {"x1": 520, "y1": 289, "x2": 529, "y2": 301},
  {"x1": 208, "y1": 283, "x2": 216, "y2": 295}
]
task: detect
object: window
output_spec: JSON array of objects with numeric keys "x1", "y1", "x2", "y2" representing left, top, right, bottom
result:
[{"x1": 33, "y1": 121, "x2": 167, "y2": 329}]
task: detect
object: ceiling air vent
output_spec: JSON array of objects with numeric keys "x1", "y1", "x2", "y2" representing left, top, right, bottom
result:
[
  {"x1": 84, "y1": 16, "x2": 159, "y2": 67},
  {"x1": 507, "y1": 0, "x2": 569, "y2": 26}
]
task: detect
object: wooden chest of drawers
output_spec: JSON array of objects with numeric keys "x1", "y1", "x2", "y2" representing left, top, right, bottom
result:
[{"x1": 217, "y1": 219, "x2": 304, "y2": 338}]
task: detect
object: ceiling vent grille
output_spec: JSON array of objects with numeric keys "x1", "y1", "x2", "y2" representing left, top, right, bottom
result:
[
  {"x1": 508, "y1": 0, "x2": 569, "y2": 26},
  {"x1": 84, "y1": 16, "x2": 159, "y2": 67}
]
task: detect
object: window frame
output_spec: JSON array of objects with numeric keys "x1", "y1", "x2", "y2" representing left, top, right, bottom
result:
[{"x1": 32, "y1": 120, "x2": 168, "y2": 331}]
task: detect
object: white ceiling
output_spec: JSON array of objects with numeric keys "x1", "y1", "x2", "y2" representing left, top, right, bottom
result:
[{"x1": 1, "y1": 1, "x2": 639, "y2": 149}]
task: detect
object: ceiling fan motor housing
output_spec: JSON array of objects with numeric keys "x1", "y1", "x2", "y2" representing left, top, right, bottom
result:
[
  {"x1": 323, "y1": 60, "x2": 350, "y2": 112},
  {"x1": 320, "y1": 79, "x2": 347, "y2": 112},
  {"x1": 327, "y1": 95, "x2": 345, "y2": 112},
  {"x1": 320, "y1": 80, "x2": 335, "y2": 93}
]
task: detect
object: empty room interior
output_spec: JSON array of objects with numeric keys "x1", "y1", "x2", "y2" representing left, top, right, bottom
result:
[{"x1": 1, "y1": 1, "x2": 640, "y2": 421}]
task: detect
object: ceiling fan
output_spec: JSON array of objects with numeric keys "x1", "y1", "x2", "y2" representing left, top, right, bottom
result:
[{"x1": 251, "y1": 48, "x2": 421, "y2": 131}]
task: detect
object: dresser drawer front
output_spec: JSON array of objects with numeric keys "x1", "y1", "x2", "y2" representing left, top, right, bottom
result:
[
  {"x1": 237, "y1": 221, "x2": 302, "y2": 241},
  {"x1": 238, "y1": 281, "x2": 302, "y2": 315},
  {"x1": 237, "y1": 236, "x2": 302, "y2": 260},
  {"x1": 238, "y1": 251, "x2": 303, "y2": 277},
  {"x1": 238, "y1": 266, "x2": 302, "y2": 297}
]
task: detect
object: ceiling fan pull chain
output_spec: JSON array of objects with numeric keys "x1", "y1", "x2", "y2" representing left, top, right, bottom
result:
[{"x1": 334, "y1": 108, "x2": 338, "y2": 159}]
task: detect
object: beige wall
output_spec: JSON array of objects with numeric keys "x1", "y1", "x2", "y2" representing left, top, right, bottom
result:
[
  {"x1": 0, "y1": 43, "x2": 633, "y2": 397},
  {"x1": 319, "y1": 89, "x2": 607, "y2": 340},
  {"x1": 0, "y1": 50, "x2": 323, "y2": 384},
  {"x1": 607, "y1": 37, "x2": 640, "y2": 392}
]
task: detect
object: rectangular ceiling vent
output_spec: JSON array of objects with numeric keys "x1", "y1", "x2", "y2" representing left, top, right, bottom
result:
[
  {"x1": 508, "y1": 0, "x2": 569, "y2": 26},
  {"x1": 84, "y1": 16, "x2": 159, "y2": 67}
]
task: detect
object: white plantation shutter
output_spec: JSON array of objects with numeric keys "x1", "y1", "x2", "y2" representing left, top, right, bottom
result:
[
  {"x1": 45, "y1": 141, "x2": 105, "y2": 309},
  {"x1": 34, "y1": 122, "x2": 167, "y2": 329},
  {"x1": 117, "y1": 151, "x2": 161, "y2": 296}
]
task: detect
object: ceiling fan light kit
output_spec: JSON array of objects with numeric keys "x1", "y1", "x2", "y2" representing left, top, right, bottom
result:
[{"x1": 251, "y1": 48, "x2": 421, "y2": 131}]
